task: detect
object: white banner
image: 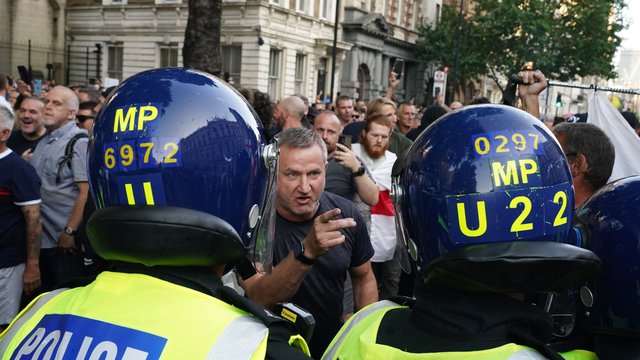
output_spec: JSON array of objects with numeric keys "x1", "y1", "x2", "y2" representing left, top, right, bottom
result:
[{"x1": 587, "y1": 91, "x2": 640, "y2": 182}]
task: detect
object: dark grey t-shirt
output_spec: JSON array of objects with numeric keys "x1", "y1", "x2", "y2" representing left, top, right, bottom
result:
[
  {"x1": 325, "y1": 157, "x2": 356, "y2": 201},
  {"x1": 274, "y1": 191, "x2": 373, "y2": 357}
]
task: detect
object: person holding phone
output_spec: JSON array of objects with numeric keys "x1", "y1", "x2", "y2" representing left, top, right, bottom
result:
[
  {"x1": 313, "y1": 111, "x2": 378, "y2": 207},
  {"x1": 384, "y1": 60, "x2": 403, "y2": 101},
  {"x1": 392, "y1": 59, "x2": 404, "y2": 80},
  {"x1": 313, "y1": 111, "x2": 380, "y2": 330}
]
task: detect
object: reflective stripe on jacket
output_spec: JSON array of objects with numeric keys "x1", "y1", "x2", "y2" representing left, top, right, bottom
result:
[
  {"x1": 0, "y1": 271, "x2": 270, "y2": 359},
  {"x1": 322, "y1": 300, "x2": 598, "y2": 360}
]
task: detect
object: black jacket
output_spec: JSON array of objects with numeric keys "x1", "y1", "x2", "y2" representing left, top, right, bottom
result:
[{"x1": 376, "y1": 281, "x2": 572, "y2": 360}]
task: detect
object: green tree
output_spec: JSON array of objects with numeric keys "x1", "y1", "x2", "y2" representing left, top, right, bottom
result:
[
  {"x1": 183, "y1": 0, "x2": 222, "y2": 75},
  {"x1": 416, "y1": 0, "x2": 627, "y2": 102}
]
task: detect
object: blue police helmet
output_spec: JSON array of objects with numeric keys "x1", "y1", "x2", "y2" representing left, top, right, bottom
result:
[
  {"x1": 575, "y1": 176, "x2": 640, "y2": 338},
  {"x1": 392, "y1": 104, "x2": 600, "y2": 293},
  {"x1": 87, "y1": 68, "x2": 277, "y2": 268}
]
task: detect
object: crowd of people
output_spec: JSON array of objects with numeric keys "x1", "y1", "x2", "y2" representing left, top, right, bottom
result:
[{"x1": 0, "y1": 66, "x2": 638, "y2": 359}]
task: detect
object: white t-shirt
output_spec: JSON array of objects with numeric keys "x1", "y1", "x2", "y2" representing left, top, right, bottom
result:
[{"x1": 352, "y1": 144, "x2": 397, "y2": 262}]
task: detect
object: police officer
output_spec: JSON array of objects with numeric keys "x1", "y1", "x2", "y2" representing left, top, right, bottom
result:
[
  {"x1": 323, "y1": 104, "x2": 602, "y2": 359},
  {"x1": 574, "y1": 175, "x2": 640, "y2": 359},
  {"x1": 0, "y1": 68, "x2": 311, "y2": 359}
]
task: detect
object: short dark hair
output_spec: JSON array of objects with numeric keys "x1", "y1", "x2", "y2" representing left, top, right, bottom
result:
[
  {"x1": 335, "y1": 95, "x2": 352, "y2": 107},
  {"x1": 553, "y1": 122, "x2": 614, "y2": 190},
  {"x1": 251, "y1": 89, "x2": 274, "y2": 129},
  {"x1": 469, "y1": 97, "x2": 490, "y2": 105},
  {"x1": 419, "y1": 105, "x2": 448, "y2": 129},
  {"x1": 277, "y1": 127, "x2": 327, "y2": 163},
  {"x1": 101, "y1": 86, "x2": 116, "y2": 99},
  {"x1": 79, "y1": 101, "x2": 98, "y2": 112}
]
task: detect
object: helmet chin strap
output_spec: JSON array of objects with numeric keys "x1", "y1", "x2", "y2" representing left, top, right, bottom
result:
[
  {"x1": 544, "y1": 293, "x2": 554, "y2": 313},
  {"x1": 543, "y1": 291, "x2": 577, "y2": 338}
]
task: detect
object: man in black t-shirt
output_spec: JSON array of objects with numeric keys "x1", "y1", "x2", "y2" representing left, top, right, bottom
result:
[
  {"x1": 7, "y1": 97, "x2": 46, "y2": 161},
  {"x1": 244, "y1": 128, "x2": 378, "y2": 358}
]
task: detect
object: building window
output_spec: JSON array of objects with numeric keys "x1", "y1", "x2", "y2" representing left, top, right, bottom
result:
[
  {"x1": 222, "y1": 45, "x2": 242, "y2": 84},
  {"x1": 160, "y1": 44, "x2": 179, "y2": 67},
  {"x1": 103, "y1": 0, "x2": 127, "y2": 4},
  {"x1": 107, "y1": 43, "x2": 123, "y2": 80},
  {"x1": 321, "y1": 0, "x2": 331, "y2": 19},
  {"x1": 297, "y1": 0, "x2": 307, "y2": 13},
  {"x1": 155, "y1": 0, "x2": 182, "y2": 4},
  {"x1": 271, "y1": 0, "x2": 280, "y2": 5},
  {"x1": 412, "y1": 0, "x2": 418, "y2": 29},
  {"x1": 268, "y1": 49, "x2": 281, "y2": 99},
  {"x1": 316, "y1": 58, "x2": 327, "y2": 99},
  {"x1": 294, "y1": 53, "x2": 306, "y2": 95}
]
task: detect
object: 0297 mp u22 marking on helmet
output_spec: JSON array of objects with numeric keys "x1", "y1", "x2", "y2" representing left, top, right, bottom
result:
[{"x1": 445, "y1": 127, "x2": 572, "y2": 245}]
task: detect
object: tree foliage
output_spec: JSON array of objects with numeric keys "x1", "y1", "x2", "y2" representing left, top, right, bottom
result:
[
  {"x1": 183, "y1": 0, "x2": 222, "y2": 75},
  {"x1": 416, "y1": 0, "x2": 627, "y2": 96}
]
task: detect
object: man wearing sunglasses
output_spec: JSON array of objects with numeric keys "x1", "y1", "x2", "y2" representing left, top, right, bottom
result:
[{"x1": 76, "y1": 101, "x2": 97, "y2": 132}]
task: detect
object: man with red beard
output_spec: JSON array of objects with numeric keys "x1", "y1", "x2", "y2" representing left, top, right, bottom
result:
[
  {"x1": 7, "y1": 97, "x2": 47, "y2": 161},
  {"x1": 351, "y1": 114, "x2": 399, "y2": 300}
]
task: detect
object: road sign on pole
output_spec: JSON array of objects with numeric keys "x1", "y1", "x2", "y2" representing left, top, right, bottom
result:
[{"x1": 433, "y1": 70, "x2": 447, "y2": 100}]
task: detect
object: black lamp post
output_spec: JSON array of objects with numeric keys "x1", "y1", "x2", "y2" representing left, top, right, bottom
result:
[
  {"x1": 94, "y1": 43, "x2": 103, "y2": 81},
  {"x1": 329, "y1": 0, "x2": 341, "y2": 104},
  {"x1": 452, "y1": 0, "x2": 464, "y2": 103}
]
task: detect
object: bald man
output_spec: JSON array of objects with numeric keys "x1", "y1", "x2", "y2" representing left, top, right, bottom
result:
[
  {"x1": 313, "y1": 111, "x2": 378, "y2": 206},
  {"x1": 449, "y1": 101, "x2": 463, "y2": 111},
  {"x1": 31, "y1": 86, "x2": 89, "y2": 293},
  {"x1": 274, "y1": 96, "x2": 310, "y2": 130}
]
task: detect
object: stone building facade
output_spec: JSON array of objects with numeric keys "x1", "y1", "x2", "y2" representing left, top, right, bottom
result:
[
  {"x1": 0, "y1": 0, "x2": 67, "y2": 85},
  {"x1": 2, "y1": 0, "x2": 447, "y2": 104}
]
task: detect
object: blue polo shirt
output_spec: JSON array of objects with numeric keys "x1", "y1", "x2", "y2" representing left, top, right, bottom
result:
[{"x1": 30, "y1": 121, "x2": 88, "y2": 249}]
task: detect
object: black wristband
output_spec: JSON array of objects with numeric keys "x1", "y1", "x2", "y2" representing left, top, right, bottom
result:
[
  {"x1": 294, "y1": 242, "x2": 315, "y2": 265},
  {"x1": 352, "y1": 166, "x2": 366, "y2": 177},
  {"x1": 64, "y1": 226, "x2": 78, "y2": 235}
]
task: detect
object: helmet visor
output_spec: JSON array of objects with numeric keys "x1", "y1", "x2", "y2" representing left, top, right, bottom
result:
[
  {"x1": 392, "y1": 176, "x2": 414, "y2": 274},
  {"x1": 251, "y1": 142, "x2": 279, "y2": 274}
]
